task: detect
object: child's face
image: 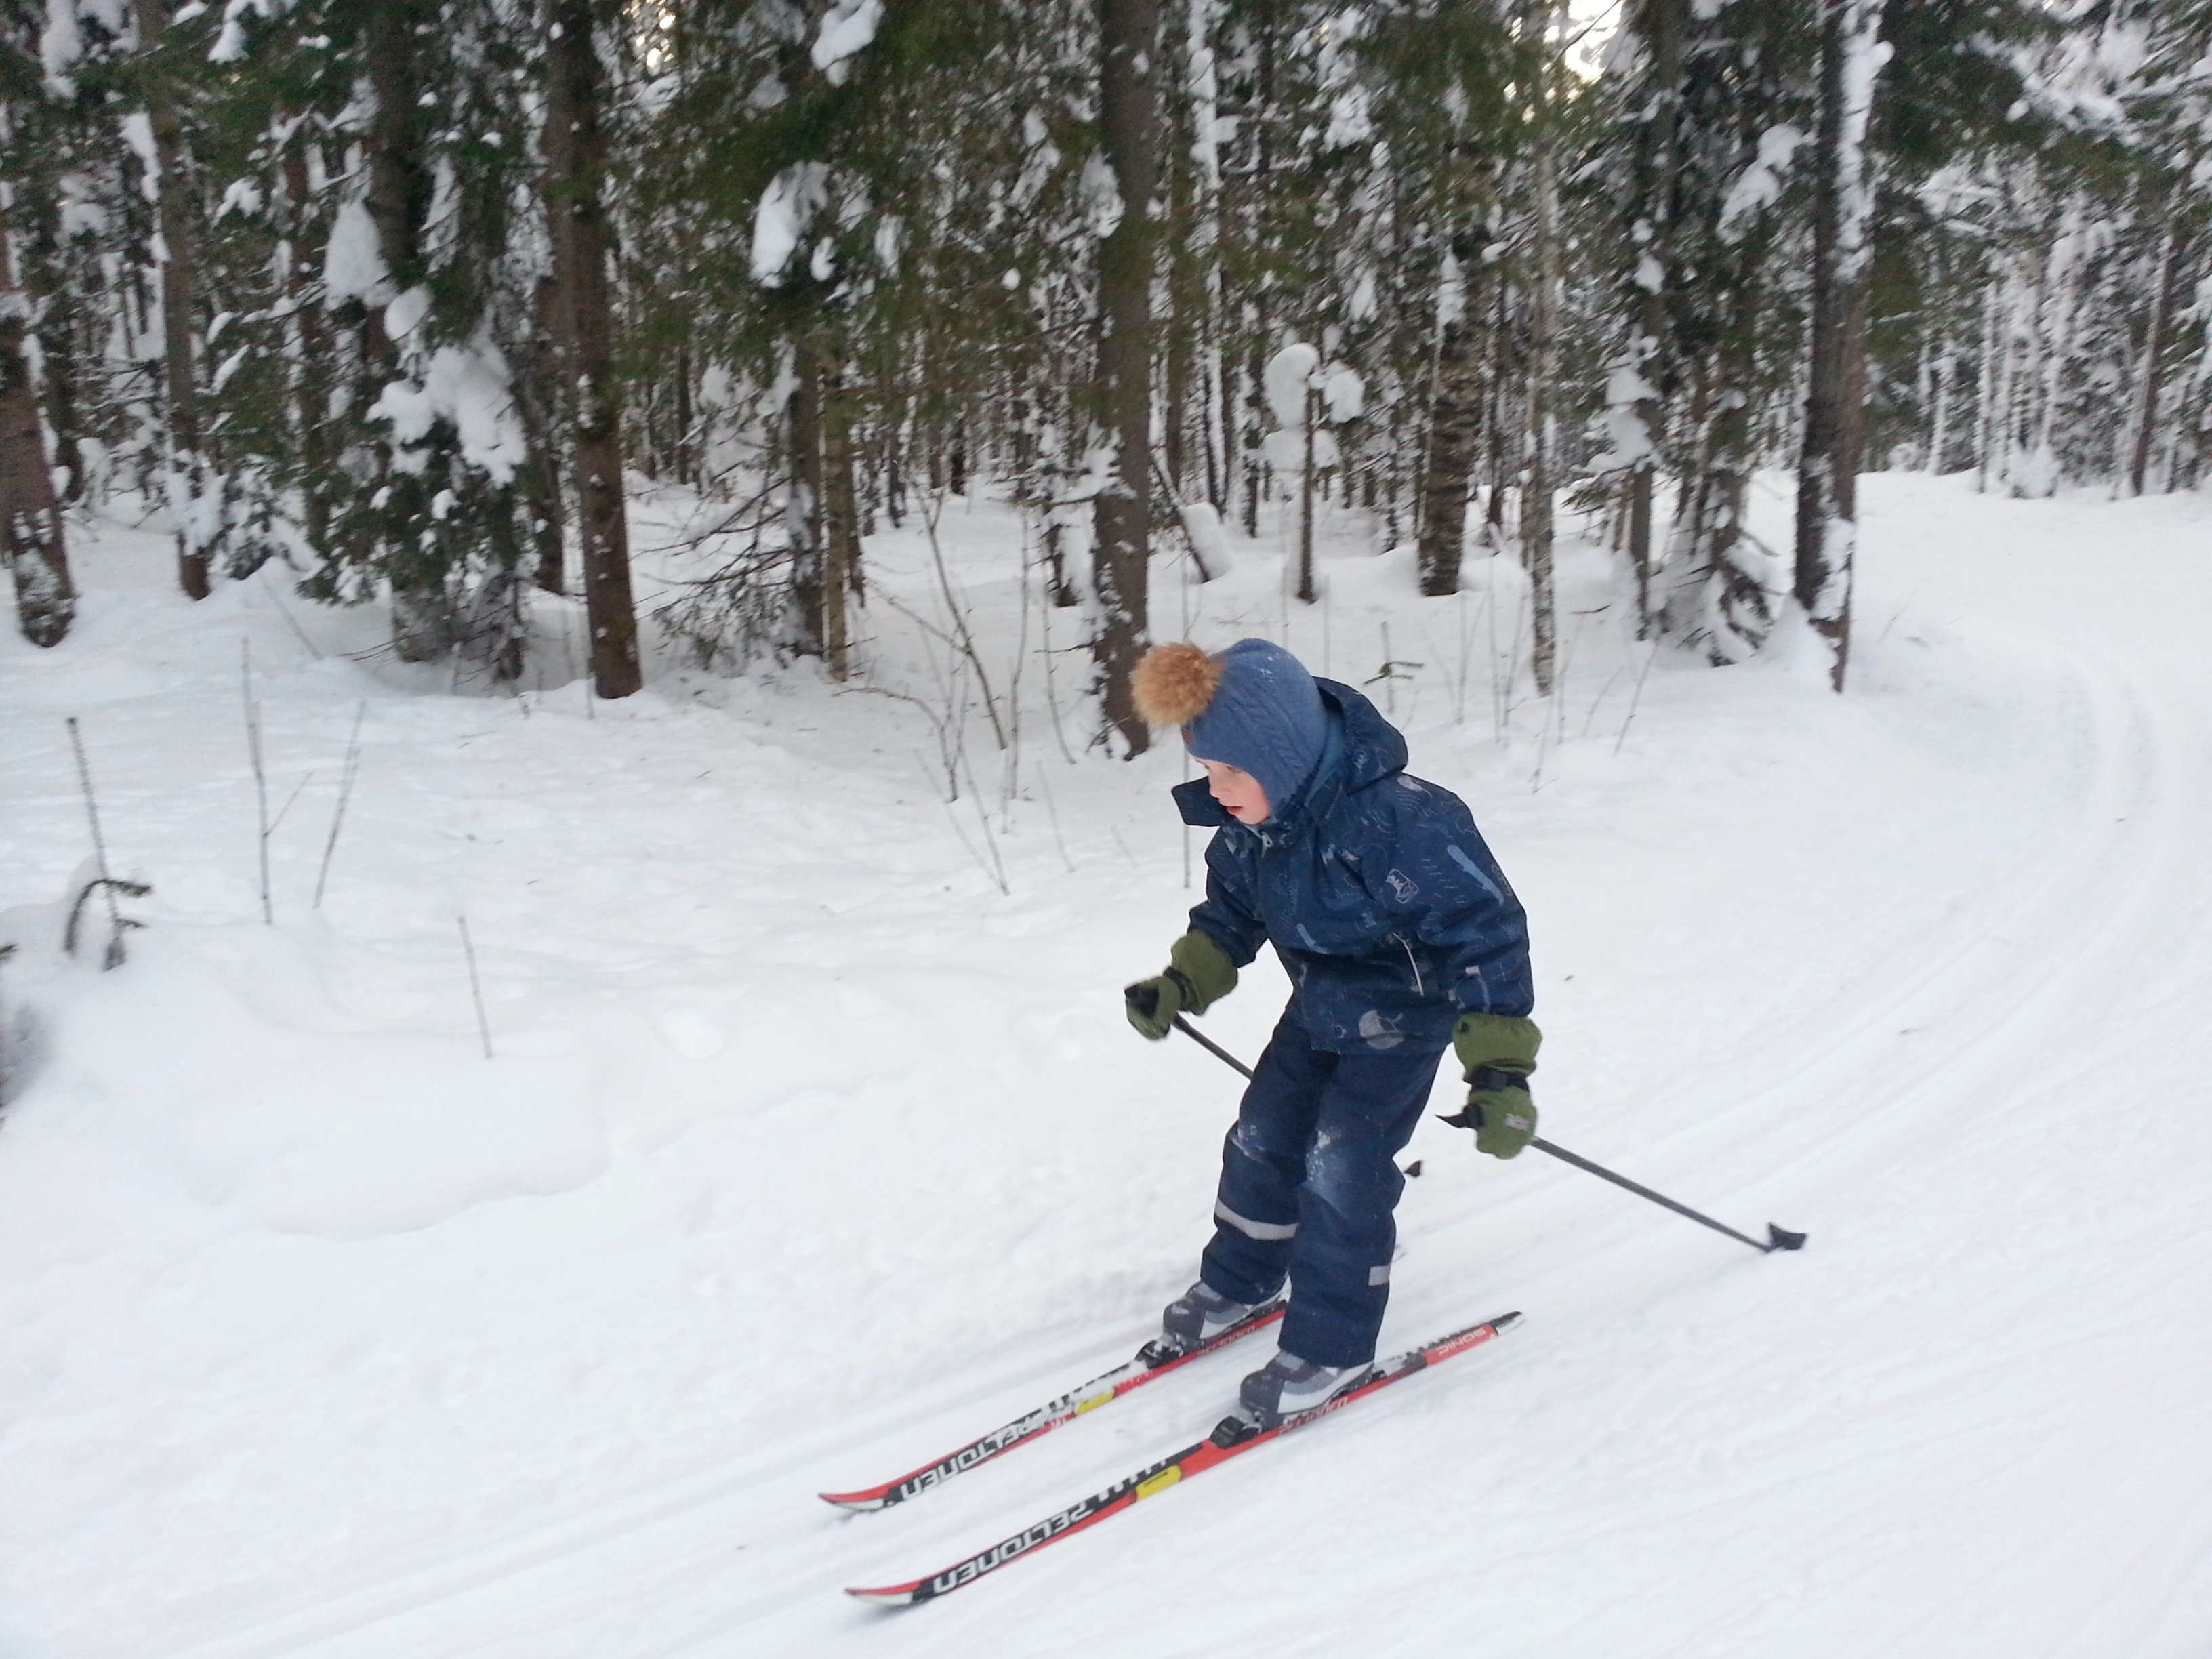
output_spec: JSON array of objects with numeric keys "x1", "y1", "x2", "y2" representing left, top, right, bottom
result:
[{"x1": 1199, "y1": 758, "x2": 1270, "y2": 825}]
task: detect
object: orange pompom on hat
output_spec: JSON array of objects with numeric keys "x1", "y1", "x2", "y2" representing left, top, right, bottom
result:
[{"x1": 1133, "y1": 638, "x2": 1328, "y2": 817}]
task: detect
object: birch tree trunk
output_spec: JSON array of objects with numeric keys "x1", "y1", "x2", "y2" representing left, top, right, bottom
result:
[
  {"x1": 279, "y1": 149, "x2": 335, "y2": 554},
  {"x1": 1793, "y1": 0, "x2": 1887, "y2": 693},
  {"x1": 2123, "y1": 210, "x2": 2184, "y2": 497},
  {"x1": 1990, "y1": 270, "x2": 2008, "y2": 491},
  {"x1": 2024, "y1": 193, "x2": 2085, "y2": 496},
  {"x1": 1092, "y1": 0, "x2": 1160, "y2": 754},
  {"x1": 1926, "y1": 339, "x2": 1951, "y2": 474},
  {"x1": 136, "y1": 0, "x2": 216, "y2": 599},
  {"x1": 1187, "y1": 0, "x2": 1226, "y2": 513},
  {"x1": 1523, "y1": 0, "x2": 1565, "y2": 697},
  {"x1": 0, "y1": 192, "x2": 75, "y2": 646},
  {"x1": 546, "y1": 0, "x2": 641, "y2": 698}
]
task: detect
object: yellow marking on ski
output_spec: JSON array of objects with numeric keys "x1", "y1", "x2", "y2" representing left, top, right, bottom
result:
[
  {"x1": 1075, "y1": 1391, "x2": 1114, "y2": 1415},
  {"x1": 1136, "y1": 1467, "x2": 1182, "y2": 1500}
]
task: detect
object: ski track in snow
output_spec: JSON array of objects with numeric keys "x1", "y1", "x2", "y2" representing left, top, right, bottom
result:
[{"x1": 3, "y1": 475, "x2": 2209, "y2": 1658}]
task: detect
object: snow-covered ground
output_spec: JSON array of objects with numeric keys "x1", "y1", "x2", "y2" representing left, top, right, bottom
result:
[{"x1": 2, "y1": 472, "x2": 2208, "y2": 1658}]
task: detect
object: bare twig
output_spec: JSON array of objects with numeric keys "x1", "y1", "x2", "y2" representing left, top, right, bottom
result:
[
  {"x1": 268, "y1": 771, "x2": 315, "y2": 838},
  {"x1": 957, "y1": 744, "x2": 1010, "y2": 895},
  {"x1": 242, "y1": 640, "x2": 272, "y2": 924},
  {"x1": 458, "y1": 916, "x2": 493, "y2": 1059},
  {"x1": 64, "y1": 718, "x2": 132, "y2": 969},
  {"x1": 65, "y1": 716, "x2": 117, "y2": 889},
  {"x1": 314, "y1": 701, "x2": 367, "y2": 909},
  {"x1": 918, "y1": 757, "x2": 1007, "y2": 895},
  {"x1": 1038, "y1": 571, "x2": 1080, "y2": 766},
  {"x1": 1034, "y1": 764, "x2": 1077, "y2": 874},
  {"x1": 1580, "y1": 665, "x2": 1626, "y2": 739},
  {"x1": 261, "y1": 573, "x2": 325, "y2": 660},
  {"x1": 1614, "y1": 640, "x2": 1660, "y2": 756},
  {"x1": 920, "y1": 493, "x2": 1008, "y2": 751}
]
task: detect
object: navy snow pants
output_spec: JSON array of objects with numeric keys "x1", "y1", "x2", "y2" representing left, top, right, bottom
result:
[{"x1": 1197, "y1": 1011, "x2": 1443, "y2": 1369}]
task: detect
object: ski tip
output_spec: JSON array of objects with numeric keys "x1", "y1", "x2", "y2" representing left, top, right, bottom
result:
[
  {"x1": 1765, "y1": 1224, "x2": 1808, "y2": 1253},
  {"x1": 1494, "y1": 1310, "x2": 1525, "y2": 1332},
  {"x1": 844, "y1": 1582, "x2": 922, "y2": 1607},
  {"x1": 819, "y1": 1490, "x2": 894, "y2": 1511}
]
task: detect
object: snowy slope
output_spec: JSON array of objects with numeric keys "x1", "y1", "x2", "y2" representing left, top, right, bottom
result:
[{"x1": 1, "y1": 474, "x2": 2207, "y2": 1658}]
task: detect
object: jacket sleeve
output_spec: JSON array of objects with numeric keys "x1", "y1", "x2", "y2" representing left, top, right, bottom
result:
[
  {"x1": 1370, "y1": 779, "x2": 1534, "y2": 1019},
  {"x1": 1186, "y1": 834, "x2": 1269, "y2": 969}
]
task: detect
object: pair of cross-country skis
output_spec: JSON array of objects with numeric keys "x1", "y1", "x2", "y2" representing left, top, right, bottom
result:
[{"x1": 823, "y1": 1299, "x2": 1523, "y2": 1607}]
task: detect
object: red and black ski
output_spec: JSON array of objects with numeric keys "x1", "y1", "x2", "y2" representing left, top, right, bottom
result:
[
  {"x1": 818, "y1": 1302, "x2": 1286, "y2": 1512},
  {"x1": 845, "y1": 1310, "x2": 1521, "y2": 1605}
]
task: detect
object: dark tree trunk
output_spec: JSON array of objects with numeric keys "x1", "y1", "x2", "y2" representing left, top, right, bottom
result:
[
  {"x1": 1091, "y1": 0, "x2": 1160, "y2": 754},
  {"x1": 1698, "y1": 281, "x2": 1765, "y2": 653},
  {"x1": 787, "y1": 348, "x2": 824, "y2": 655},
  {"x1": 1296, "y1": 384, "x2": 1316, "y2": 603},
  {"x1": 545, "y1": 0, "x2": 641, "y2": 698},
  {"x1": 0, "y1": 195, "x2": 75, "y2": 646},
  {"x1": 363, "y1": 0, "x2": 457, "y2": 660},
  {"x1": 137, "y1": 0, "x2": 216, "y2": 598},
  {"x1": 817, "y1": 345, "x2": 859, "y2": 680},
  {"x1": 1794, "y1": 0, "x2": 1886, "y2": 693},
  {"x1": 516, "y1": 272, "x2": 570, "y2": 595},
  {"x1": 1415, "y1": 247, "x2": 1481, "y2": 597},
  {"x1": 674, "y1": 344, "x2": 696, "y2": 488},
  {"x1": 1624, "y1": 0, "x2": 1684, "y2": 636}
]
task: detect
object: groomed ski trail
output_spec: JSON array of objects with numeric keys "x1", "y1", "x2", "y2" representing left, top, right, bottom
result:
[{"x1": 142, "y1": 484, "x2": 2212, "y2": 1659}]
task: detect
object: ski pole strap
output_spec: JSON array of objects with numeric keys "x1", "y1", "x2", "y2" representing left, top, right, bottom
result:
[{"x1": 1465, "y1": 1065, "x2": 1530, "y2": 1094}]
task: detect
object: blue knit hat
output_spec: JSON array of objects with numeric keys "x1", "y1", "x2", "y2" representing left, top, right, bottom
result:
[{"x1": 1183, "y1": 639, "x2": 1328, "y2": 819}]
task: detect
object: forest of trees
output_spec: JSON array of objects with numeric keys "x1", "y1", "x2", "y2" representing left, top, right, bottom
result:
[{"x1": 3, "y1": 0, "x2": 2207, "y2": 737}]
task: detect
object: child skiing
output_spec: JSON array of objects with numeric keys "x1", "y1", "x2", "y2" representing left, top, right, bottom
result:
[{"x1": 1124, "y1": 638, "x2": 1539, "y2": 1427}]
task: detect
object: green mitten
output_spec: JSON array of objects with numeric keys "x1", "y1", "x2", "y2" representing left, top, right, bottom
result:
[
  {"x1": 1124, "y1": 930, "x2": 1239, "y2": 1041},
  {"x1": 1449, "y1": 1012, "x2": 1542, "y2": 1160}
]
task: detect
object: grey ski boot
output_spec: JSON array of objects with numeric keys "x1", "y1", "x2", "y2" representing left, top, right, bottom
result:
[
  {"x1": 1155, "y1": 1281, "x2": 1256, "y2": 1357},
  {"x1": 1237, "y1": 1349, "x2": 1372, "y2": 1427}
]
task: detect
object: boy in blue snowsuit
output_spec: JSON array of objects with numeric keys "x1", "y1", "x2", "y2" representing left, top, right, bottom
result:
[{"x1": 1125, "y1": 639, "x2": 1539, "y2": 1425}]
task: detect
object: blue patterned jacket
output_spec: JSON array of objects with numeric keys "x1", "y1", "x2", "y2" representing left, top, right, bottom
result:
[{"x1": 1176, "y1": 677, "x2": 1532, "y2": 1055}]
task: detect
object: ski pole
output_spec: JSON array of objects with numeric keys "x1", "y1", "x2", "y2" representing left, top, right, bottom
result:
[
  {"x1": 1147, "y1": 1006, "x2": 1805, "y2": 1256},
  {"x1": 1498, "y1": 1133, "x2": 1804, "y2": 1255}
]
